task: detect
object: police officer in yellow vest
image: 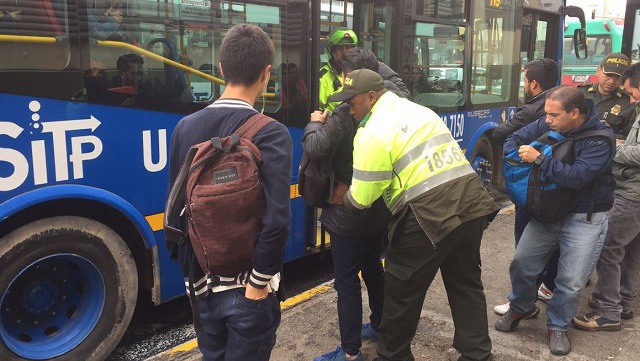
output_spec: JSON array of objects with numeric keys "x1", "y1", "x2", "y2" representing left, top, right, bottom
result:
[
  {"x1": 577, "y1": 53, "x2": 635, "y2": 139},
  {"x1": 331, "y1": 69, "x2": 500, "y2": 361},
  {"x1": 319, "y1": 28, "x2": 358, "y2": 113}
]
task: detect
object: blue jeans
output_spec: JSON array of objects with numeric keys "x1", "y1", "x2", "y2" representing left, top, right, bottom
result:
[
  {"x1": 194, "y1": 288, "x2": 280, "y2": 361},
  {"x1": 514, "y1": 207, "x2": 558, "y2": 291},
  {"x1": 330, "y1": 231, "x2": 385, "y2": 356},
  {"x1": 509, "y1": 212, "x2": 608, "y2": 330}
]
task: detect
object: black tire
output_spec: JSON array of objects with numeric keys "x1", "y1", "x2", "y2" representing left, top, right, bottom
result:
[
  {"x1": 469, "y1": 135, "x2": 494, "y2": 185},
  {"x1": 0, "y1": 217, "x2": 137, "y2": 361}
]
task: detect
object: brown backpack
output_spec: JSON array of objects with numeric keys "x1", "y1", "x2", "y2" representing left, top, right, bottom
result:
[{"x1": 164, "y1": 113, "x2": 274, "y2": 276}]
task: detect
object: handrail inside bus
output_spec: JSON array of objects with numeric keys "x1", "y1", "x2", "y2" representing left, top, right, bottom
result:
[{"x1": 0, "y1": 34, "x2": 275, "y2": 98}]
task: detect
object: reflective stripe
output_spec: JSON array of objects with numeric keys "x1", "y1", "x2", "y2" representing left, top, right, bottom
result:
[
  {"x1": 352, "y1": 168, "x2": 393, "y2": 182},
  {"x1": 393, "y1": 133, "x2": 454, "y2": 175},
  {"x1": 388, "y1": 164, "x2": 476, "y2": 214},
  {"x1": 346, "y1": 190, "x2": 369, "y2": 210}
]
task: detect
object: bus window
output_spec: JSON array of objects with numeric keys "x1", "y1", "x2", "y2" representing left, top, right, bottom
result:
[
  {"x1": 414, "y1": 0, "x2": 466, "y2": 22},
  {"x1": 81, "y1": 1, "x2": 283, "y2": 115},
  {"x1": 410, "y1": 23, "x2": 465, "y2": 111},
  {"x1": 0, "y1": 0, "x2": 69, "y2": 71},
  {"x1": 471, "y1": 2, "x2": 516, "y2": 105}
]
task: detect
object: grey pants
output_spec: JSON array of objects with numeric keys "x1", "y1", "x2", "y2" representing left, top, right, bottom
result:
[{"x1": 593, "y1": 195, "x2": 640, "y2": 321}]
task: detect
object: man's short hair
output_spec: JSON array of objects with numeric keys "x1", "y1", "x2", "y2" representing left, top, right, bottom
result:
[
  {"x1": 117, "y1": 54, "x2": 143, "y2": 72},
  {"x1": 547, "y1": 85, "x2": 588, "y2": 114},
  {"x1": 342, "y1": 48, "x2": 380, "y2": 74},
  {"x1": 219, "y1": 24, "x2": 275, "y2": 86},
  {"x1": 523, "y1": 58, "x2": 558, "y2": 91},
  {"x1": 621, "y1": 62, "x2": 640, "y2": 89}
]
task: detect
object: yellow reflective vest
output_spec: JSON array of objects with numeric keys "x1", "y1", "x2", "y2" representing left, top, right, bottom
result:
[
  {"x1": 319, "y1": 63, "x2": 342, "y2": 113},
  {"x1": 346, "y1": 91, "x2": 476, "y2": 215}
]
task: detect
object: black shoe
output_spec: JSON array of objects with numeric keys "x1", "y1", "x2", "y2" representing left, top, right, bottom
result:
[
  {"x1": 548, "y1": 329, "x2": 571, "y2": 355},
  {"x1": 588, "y1": 295, "x2": 633, "y2": 320},
  {"x1": 494, "y1": 305, "x2": 540, "y2": 332}
]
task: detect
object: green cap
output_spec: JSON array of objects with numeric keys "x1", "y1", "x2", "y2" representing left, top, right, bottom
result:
[{"x1": 329, "y1": 69, "x2": 384, "y2": 103}]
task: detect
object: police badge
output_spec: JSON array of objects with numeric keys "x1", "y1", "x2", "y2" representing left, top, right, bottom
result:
[{"x1": 611, "y1": 104, "x2": 621, "y2": 115}]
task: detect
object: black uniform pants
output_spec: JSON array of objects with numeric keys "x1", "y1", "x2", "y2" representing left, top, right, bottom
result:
[{"x1": 376, "y1": 210, "x2": 492, "y2": 361}]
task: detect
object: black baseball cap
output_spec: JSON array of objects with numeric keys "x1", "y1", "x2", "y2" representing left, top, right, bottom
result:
[
  {"x1": 600, "y1": 53, "x2": 630, "y2": 76},
  {"x1": 328, "y1": 69, "x2": 385, "y2": 103}
]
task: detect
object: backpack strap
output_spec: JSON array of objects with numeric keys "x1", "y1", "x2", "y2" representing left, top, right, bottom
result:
[
  {"x1": 164, "y1": 146, "x2": 198, "y2": 245},
  {"x1": 236, "y1": 113, "x2": 275, "y2": 140}
]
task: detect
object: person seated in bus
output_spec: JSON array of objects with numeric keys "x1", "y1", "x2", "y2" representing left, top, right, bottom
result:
[
  {"x1": 577, "y1": 53, "x2": 635, "y2": 139},
  {"x1": 280, "y1": 62, "x2": 309, "y2": 127},
  {"x1": 410, "y1": 66, "x2": 431, "y2": 96},
  {"x1": 319, "y1": 27, "x2": 358, "y2": 113},
  {"x1": 401, "y1": 64, "x2": 412, "y2": 90},
  {"x1": 109, "y1": 53, "x2": 160, "y2": 107}
]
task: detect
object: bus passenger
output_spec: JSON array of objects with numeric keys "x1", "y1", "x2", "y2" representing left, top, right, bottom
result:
[
  {"x1": 334, "y1": 69, "x2": 499, "y2": 361},
  {"x1": 306, "y1": 47, "x2": 408, "y2": 361},
  {"x1": 410, "y1": 66, "x2": 431, "y2": 96},
  {"x1": 577, "y1": 53, "x2": 635, "y2": 139},
  {"x1": 166, "y1": 24, "x2": 292, "y2": 360},
  {"x1": 319, "y1": 28, "x2": 358, "y2": 113},
  {"x1": 492, "y1": 58, "x2": 560, "y2": 316}
]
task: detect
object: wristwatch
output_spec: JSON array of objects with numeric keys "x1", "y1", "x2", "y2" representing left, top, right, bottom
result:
[{"x1": 533, "y1": 154, "x2": 545, "y2": 166}]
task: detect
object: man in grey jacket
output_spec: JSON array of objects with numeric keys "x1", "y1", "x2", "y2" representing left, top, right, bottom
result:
[{"x1": 573, "y1": 62, "x2": 640, "y2": 331}]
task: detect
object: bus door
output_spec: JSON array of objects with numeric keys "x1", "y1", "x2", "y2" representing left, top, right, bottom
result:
[{"x1": 519, "y1": 7, "x2": 560, "y2": 103}]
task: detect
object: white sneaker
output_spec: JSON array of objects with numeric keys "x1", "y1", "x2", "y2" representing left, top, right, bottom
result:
[
  {"x1": 538, "y1": 283, "x2": 554, "y2": 303},
  {"x1": 494, "y1": 302, "x2": 510, "y2": 315}
]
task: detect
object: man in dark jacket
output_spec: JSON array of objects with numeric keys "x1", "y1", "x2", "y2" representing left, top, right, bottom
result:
[
  {"x1": 166, "y1": 24, "x2": 292, "y2": 361},
  {"x1": 495, "y1": 85, "x2": 616, "y2": 356},
  {"x1": 304, "y1": 47, "x2": 408, "y2": 361},
  {"x1": 492, "y1": 59, "x2": 560, "y2": 315}
]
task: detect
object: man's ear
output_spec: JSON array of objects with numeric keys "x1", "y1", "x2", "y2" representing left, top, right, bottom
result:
[
  {"x1": 219, "y1": 63, "x2": 224, "y2": 78},
  {"x1": 261, "y1": 65, "x2": 272, "y2": 84}
]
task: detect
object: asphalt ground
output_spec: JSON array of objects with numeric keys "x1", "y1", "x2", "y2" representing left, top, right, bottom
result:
[{"x1": 142, "y1": 206, "x2": 640, "y2": 361}]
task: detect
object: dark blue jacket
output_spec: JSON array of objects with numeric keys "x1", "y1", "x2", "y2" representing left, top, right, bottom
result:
[{"x1": 504, "y1": 108, "x2": 615, "y2": 214}]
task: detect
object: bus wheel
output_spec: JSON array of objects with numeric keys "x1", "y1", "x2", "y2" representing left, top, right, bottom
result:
[
  {"x1": 0, "y1": 216, "x2": 137, "y2": 361},
  {"x1": 469, "y1": 135, "x2": 494, "y2": 186}
]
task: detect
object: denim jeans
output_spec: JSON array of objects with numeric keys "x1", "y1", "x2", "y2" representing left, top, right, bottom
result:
[
  {"x1": 195, "y1": 288, "x2": 280, "y2": 361},
  {"x1": 593, "y1": 196, "x2": 640, "y2": 321},
  {"x1": 508, "y1": 212, "x2": 608, "y2": 330},
  {"x1": 514, "y1": 207, "x2": 558, "y2": 290},
  {"x1": 329, "y1": 231, "x2": 385, "y2": 356}
]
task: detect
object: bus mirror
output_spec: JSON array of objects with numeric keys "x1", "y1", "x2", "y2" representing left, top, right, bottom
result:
[
  {"x1": 565, "y1": 5, "x2": 586, "y2": 29},
  {"x1": 573, "y1": 29, "x2": 588, "y2": 59}
]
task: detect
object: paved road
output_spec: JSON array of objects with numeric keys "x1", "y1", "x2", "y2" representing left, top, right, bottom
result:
[{"x1": 144, "y1": 207, "x2": 640, "y2": 361}]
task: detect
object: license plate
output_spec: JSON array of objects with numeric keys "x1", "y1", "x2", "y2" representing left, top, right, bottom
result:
[{"x1": 573, "y1": 75, "x2": 587, "y2": 83}]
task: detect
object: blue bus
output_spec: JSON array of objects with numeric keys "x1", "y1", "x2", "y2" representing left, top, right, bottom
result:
[{"x1": 0, "y1": 1, "x2": 584, "y2": 360}]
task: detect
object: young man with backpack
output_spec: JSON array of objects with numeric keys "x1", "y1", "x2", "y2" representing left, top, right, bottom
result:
[
  {"x1": 165, "y1": 24, "x2": 292, "y2": 361},
  {"x1": 304, "y1": 47, "x2": 409, "y2": 361},
  {"x1": 495, "y1": 85, "x2": 616, "y2": 356},
  {"x1": 572, "y1": 62, "x2": 640, "y2": 331}
]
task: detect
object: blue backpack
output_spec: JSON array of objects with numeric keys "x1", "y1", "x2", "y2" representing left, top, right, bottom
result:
[{"x1": 503, "y1": 130, "x2": 615, "y2": 223}]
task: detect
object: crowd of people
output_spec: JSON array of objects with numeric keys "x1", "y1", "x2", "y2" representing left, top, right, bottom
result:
[{"x1": 166, "y1": 23, "x2": 640, "y2": 361}]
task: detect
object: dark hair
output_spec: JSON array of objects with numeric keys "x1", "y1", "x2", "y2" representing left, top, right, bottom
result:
[
  {"x1": 116, "y1": 54, "x2": 143, "y2": 72},
  {"x1": 523, "y1": 58, "x2": 558, "y2": 91},
  {"x1": 219, "y1": 24, "x2": 275, "y2": 86},
  {"x1": 547, "y1": 85, "x2": 587, "y2": 114},
  {"x1": 621, "y1": 62, "x2": 640, "y2": 89},
  {"x1": 341, "y1": 47, "x2": 380, "y2": 74}
]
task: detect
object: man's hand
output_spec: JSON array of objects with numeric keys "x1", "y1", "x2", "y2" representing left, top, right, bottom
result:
[
  {"x1": 518, "y1": 145, "x2": 541, "y2": 163},
  {"x1": 310, "y1": 110, "x2": 328, "y2": 123},
  {"x1": 244, "y1": 284, "x2": 268, "y2": 300},
  {"x1": 329, "y1": 181, "x2": 348, "y2": 205}
]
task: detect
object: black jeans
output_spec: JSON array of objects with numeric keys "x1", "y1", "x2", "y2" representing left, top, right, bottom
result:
[
  {"x1": 329, "y1": 230, "x2": 386, "y2": 355},
  {"x1": 376, "y1": 212, "x2": 492, "y2": 361}
]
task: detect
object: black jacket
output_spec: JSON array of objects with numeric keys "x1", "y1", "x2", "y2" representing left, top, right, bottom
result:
[
  {"x1": 301, "y1": 66, "x2": 408, "y2": 238},
  {"x1": 492, "y1": 89, "x2": 549, "y2": 143}
]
